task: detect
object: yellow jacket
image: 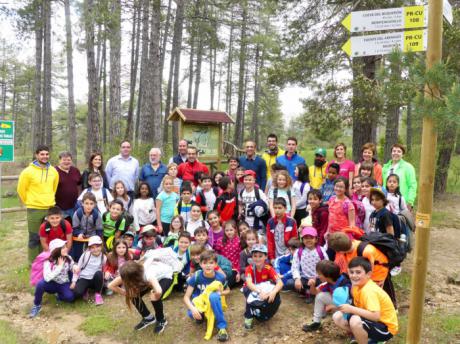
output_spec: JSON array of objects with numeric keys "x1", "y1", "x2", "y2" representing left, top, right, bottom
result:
[
  {"x1": 262, "y1": 148, "x2": 285, "y2": 179},
  {"x1": 309, "y1": 164, "x2": 327, "y2": 189},
  {"x1": 192, "y1": 280, "x2": 227, "y2": 340},
  {"x1": 17, "y1": 162, "x2": 59, "y2": 209}
]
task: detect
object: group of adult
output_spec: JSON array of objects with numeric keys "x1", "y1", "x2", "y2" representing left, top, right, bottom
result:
[{"x1": 17, "y1": 134, "x2": 417, "y2": 264}]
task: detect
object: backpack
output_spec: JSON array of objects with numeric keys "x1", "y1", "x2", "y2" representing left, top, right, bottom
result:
[
  {"x1": 44, "y1": 219, "x2": 68, "y2": 235},
  {"x1": 247, "y1": 265, "x2": 281, "y2": 321},
  {"x1": 217, "y1": 254, "x2": 233, "y2": 278},
  {"x1": 214, "y1": 192, "x2": 237, "y2": 223},
  {"x1": 240, "y1": 187, "x2": 269, "y2": 227},
  {"x1": 30, "y1": 251, "x2": 51, "y2": 286},
  {"x1": 357, "y1": 232, "x2": 406, "y2": 269},
  {"x1": 197, "y1": 187, "x2": 219, "y2": 207},
  {"x1": 342, "y1": 198, "x2": 365, "y2": 229},
  {"x1": 273, "y1": 188, "x2": 292, "y2": 206},
  {"x1": 88, "y1": 187, "x2": 109, "y2": 208},
  {"x1": 75, "y1": 207, "x2": 100, "y2": 224},
  {"x1": 297, "y1": 245, "x2": 325, "y2": 261}
]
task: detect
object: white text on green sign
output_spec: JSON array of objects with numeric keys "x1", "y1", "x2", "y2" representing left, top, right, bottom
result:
[{"x1": 0, "y1": 120, "x2": 15, "y2": 162}]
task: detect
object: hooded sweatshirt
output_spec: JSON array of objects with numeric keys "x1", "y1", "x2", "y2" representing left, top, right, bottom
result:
[{"x1": 17, "y1": 161, "x2": 59, "y2": 209}]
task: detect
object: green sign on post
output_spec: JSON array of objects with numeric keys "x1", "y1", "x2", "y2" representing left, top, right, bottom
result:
[{"x1": 0, "y1": 120, "x2": 14, "y2": 162}]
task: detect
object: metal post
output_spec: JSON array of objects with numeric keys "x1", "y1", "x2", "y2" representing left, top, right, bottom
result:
[{"x1": 406, "y1": 0, "x2": 443, "y2": 343}]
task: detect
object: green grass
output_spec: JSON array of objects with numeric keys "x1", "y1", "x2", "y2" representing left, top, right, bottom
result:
[
  {"x1": 0, "y1": 320, "x2": 45, "y2": 344},
  {"x1": 79, "y1": 313, "x2": 122, "y2": 336}
]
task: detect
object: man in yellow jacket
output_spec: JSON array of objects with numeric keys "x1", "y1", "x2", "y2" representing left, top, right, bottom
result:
[
  {"x1": 261, "y1": 133, "x2": 284, "y2": 180},
  {"x1": 17, "y1": 145, "x2": 59, "y2": 263}
]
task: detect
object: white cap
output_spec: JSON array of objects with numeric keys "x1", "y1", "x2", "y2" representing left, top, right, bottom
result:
[
  {"x1": 49, "y1": 239, "x2": 67, "y2": 252},
  {"x1": 88, "y1": 236, "x2": 103, "y2": 247}
]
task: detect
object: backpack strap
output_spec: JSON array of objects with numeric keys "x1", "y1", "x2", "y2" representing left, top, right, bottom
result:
[
  {"x1": 300, "y1": 182, "x2": 307, "y2": 195},
  {"x1": 252, "y1": 264, "x2": 257, "y2": 285},
  {"x1": 114, "y1": 217, "x2": 123, "y2": 232},
  {"x1": 198, "y1": 191, "x2": 206, "y2": 206},
  {"x1": 254, "y1": 187, "x2": 261, "y2": 201},
  {"x1": 357, "y1": 241, "x2": 367, "y2": 257},
  {"x1": 316, "y1": 245, "x2": 325, "y2": 260},
  {"x1": 297, "y1": 247, "x2": 303, "y2": 261},
  {"x1": 201, "y1": 220, "x2": 206, "y2": 228},
  {"x1": 102, "y1": 188, "x2": 109, "y2": 208},
  {"x1": 273, "y1": 188, "x2": 278, "y2": 200},
  {"x1": 177, "y1": 199, "x2": 182, "y2": 213}
]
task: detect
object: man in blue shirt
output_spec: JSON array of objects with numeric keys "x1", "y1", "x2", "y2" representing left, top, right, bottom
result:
[
  {"x1": 106, "y1": 141, "x2": 139, "y2": 196},
  {"x1": 139, "y1": 147, "x2": 168, "y2": 199},
  {"x1": 239, "y1": 140, "x2": 267, "y2": 190},
  {"x1": 276, "y1": 137, "x2": 306, "y2": 180}
]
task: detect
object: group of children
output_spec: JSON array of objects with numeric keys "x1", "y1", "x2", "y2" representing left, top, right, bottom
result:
[{"x1": 30, "y1": 150, "x2": 408, "y2": 343}]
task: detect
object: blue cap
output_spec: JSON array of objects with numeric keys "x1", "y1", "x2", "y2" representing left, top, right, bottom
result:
[{"x1": 251, "y1": 244, "x2": 268, "y2": 254}]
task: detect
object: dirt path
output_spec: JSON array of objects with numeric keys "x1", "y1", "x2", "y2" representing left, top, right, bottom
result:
[{"x1": 0, "y1": 196, "x2": 459, "y2": 344}]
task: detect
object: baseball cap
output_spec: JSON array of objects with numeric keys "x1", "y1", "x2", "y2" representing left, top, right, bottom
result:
[
  {"x1": 88, "y1": 236, "x2": 103, "y2": 247},
  {"x1": 140, "y1": 224, "x2": 157, "y2": 236},
  {"x1": 251, "y1": 244, "x2": 268, "y2": 254},
  {"x1": 49, "y1": 239, "x2": 66, "y2": 252},
  {"x1": 370, "y1": 187, "x2": 386, "y2": 198},
  {"x1": 123, "y1": 231, "x2": 135, "y2": 238},
  {"x1": 301, "y1": 226, "x2": 318, "y2": 238},
  {"x1": 243, "y1": 170, "x2": 256, "y2": 178},
  {"x1": 315, "y1": 148, "x2": 326, "y2": 157}
]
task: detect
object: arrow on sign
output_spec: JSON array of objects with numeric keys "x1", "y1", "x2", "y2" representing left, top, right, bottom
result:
[
  {"x1": 342, "y1": 29, "x2": 427, "y2": 57},
  {"x1": 342, "y1": 6, "x2": 427, "y2": 32}
]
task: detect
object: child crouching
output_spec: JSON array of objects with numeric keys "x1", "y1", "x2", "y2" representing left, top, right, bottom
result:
[
  {"x1": 243, "y1": 244, "x2": 283, "y2": 330},
  {"x1": 184, "y1": 250, "x2": 230, "y2": 342},
  {"x1": 29, "y1": 239, "x2": 76, "y2": 318}
]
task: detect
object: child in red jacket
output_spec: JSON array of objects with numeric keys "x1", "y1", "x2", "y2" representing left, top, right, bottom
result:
[
  {"x1": 308, "y1": 189, "x2": 329, "y2": 246},
  {"x1": 266, "y1": 198, "x2": 298, "y2": 263}
]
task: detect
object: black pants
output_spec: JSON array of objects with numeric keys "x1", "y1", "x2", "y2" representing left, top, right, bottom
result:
[
  {"x1": 132, "y1": 278, "x2": 172, "y2": 321},
  {"x1": 74, "y1": 270, "x2": 104, "y2": 298},
  {"x1": 161, "y1": 222, "x2": 170, "y2": 237},
  {"x1": 294, "y1": 208, "x2": 308, "y2": 227},
  {"x1": 243, "y1": 287, "x2": 281, "y2": 320},
  {"x1": 383, "y1": 275, "x2": 397, "y2": 308}
]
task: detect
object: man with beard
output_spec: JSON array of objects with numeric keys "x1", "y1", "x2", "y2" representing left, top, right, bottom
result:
[
  {"x1": 140, "y1": 147, "x2": 168, "y2": 199},
  {"x1": 262, "y1": 133, "x2": 285, "y2": 180},
  {"x1": 17, "y1": 145, "x2": 60, "y2": 263},
  {"x1": 309, "y1": 148, "x2": 328, "y2": 189}
]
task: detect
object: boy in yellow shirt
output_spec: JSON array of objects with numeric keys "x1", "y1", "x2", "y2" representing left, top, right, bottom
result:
[{"x1": 333, "y1": 256, "x2": 398, "y2": 344}]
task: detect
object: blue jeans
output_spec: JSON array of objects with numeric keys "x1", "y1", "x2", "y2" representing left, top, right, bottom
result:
[
  {"x1": 34, "y1": 280, "x2": 74, "y2": 306},
  {"x1": 187, "y1": 292, "x2": 227, "y2": 329}
]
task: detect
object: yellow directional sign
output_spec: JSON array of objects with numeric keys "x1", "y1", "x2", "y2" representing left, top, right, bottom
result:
[
  {"x1": 341, "y1": 6, "x2": 427, "y2": 33},
  {"x1": 342, "y1": 29, "x2": 427, "y2": 57}
]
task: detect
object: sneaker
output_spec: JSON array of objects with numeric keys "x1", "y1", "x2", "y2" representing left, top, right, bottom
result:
[
  {"x1": 390, "y1": 266, "x2": 402, "y2": 276},
  {"x1": 154, "y1": 319, "x2": 168, "y2": 334},
  {"x1": 244, "y1": 317, "x2": 254, "y2": 330},
  {"x1": 305, "y1": 295, "x2": 314, "y2": 304},
  {"x1": 134, "y1": 316, "x2": 156, "y2": 331},
  {"x1": 302, "y1": 322, "x2": 321, "y2": 332},
  {"x1": 29, "y1": 304, "x2": 41, "y2": 318},
  {"x1": 94, "y1": 293, "x2": 104, "y2": 306},
  {"x1": 105, "y1": 288, "x2": 113, "y2": 296},
  {"x1": 217, "y1": 328, "x2": 229, "y2": 342}
]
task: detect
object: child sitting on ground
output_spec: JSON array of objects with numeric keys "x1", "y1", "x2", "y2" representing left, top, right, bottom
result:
[
  {"x1": 29, "y1": 239, "x2": 77, "y2": 318},
  {"x1": 274, "y1": 237, "x2": 300, "y2": 289},
  {"x1": 290, "y1": 226, "x2": 328, "y2": 301},
  {"x1": 194, "y1": 227, "x2": 213, "y2": 250},
  {"x1": 243, "y1": 244, "x2": 283, "y2": 330},
  {"x1": 188, "y1": 244, "x2": 232, "y2": 283},
  {"x1": 71, "y1": 236, "x2": 107, "y2": 305},
  {"x1": 132, "y1": 225, "x2": 162, "y2": 259},
  {"x1": 266, "y1": 198, "x2": 298, "y2": 264},
  {"x1": 332, "y1": 257, "x2": 398, "y2": 343},
  {"x1": 302, "y1": 260, "x2": 350, "y2": 332},
  {"x1": 184, "y1": 250, "x2": 230, "y2": 342}
]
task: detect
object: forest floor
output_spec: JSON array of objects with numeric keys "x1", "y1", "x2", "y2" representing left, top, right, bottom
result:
[{"x1": 0, "y1": 195, "x2": 459, "y2": 344}]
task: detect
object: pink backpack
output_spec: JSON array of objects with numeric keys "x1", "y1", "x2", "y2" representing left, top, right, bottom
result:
[
  {"x1": 30, "y1": 251, "x2": 51, "y2": 286},
  {"x1": 342, "y1": 198, "x2": 366, "y2": 229}
]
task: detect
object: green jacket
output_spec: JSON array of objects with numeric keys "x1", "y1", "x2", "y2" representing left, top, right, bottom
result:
[{"x1": 382, "y1": 159, "x2": 417, "y2": 205}]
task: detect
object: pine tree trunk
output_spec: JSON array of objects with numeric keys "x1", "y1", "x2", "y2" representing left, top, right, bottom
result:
[
  {"x1": 42, "y1": 0, "x2": 52, "y2": 149},
  {"x1": 192, "y1": 35, "x2": 203, "y2": 109},
  {"x1": 102, "y1": 39, "x2": 107, "y2": 147},
  {"x1": 138, "y1": 0, "x2": 150, "y2": 143},
  {"x1": 384, "y1": 107, "x2": 399, "y2": 162},
  {"x1": 234, "y1": 1, "x2": 247, "y2": 147},
  {"x1": 352, "y1": 56, "x2": 379, "y2": 162},
  {"x1": 251, "y1": 45, "x2": 261, "y2": 148},
  {"x1": 33, "y1": 0, "x2": 43, "y2": 151},
  {"x1": 125, "y1": 1, "x2": 141, "y2": 141},
  {"x1": 109, "y1": 0, "x2": 122, "y2": 143},
  {"x1": 434, "y1": 122, "x2": 458, "y2": 195},
  {"x1": 64, "y1": 0, "x2": 77, "y2": 162},
  {"x1": 84, "y1": 0, "x2": 101, "y2": 159},
  {"x1": 187, "y1": 20, "x2": 195, "y2": 108},
  {"x1": 159, "y1": 0, "x2": 173, "y2": 118},
  {"x1": 406, "y1": 102, "x2": 412, "y2": 153},
  {"x1": 224, "y1": 7, "x2": 235, "y2": 140},
  {"x1": 210, "y1": 45, "x2": 217, "y2": 110}
]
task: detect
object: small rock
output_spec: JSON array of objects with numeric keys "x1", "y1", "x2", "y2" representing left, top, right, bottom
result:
[{"x1": 447, "y1": 274, "x2": 460, "y2": 285}]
